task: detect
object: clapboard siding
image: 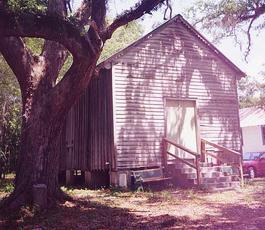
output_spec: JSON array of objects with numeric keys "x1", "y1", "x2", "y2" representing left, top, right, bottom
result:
[
  {"x1": 112, "y1": 18, "x2": 241, "y2": 169},
  {"x1": 60, "y1": 15, "x2": 243, "y2": 174},
  {"x1": 60, "y1": 69, "x2": 114, "y2": 171}
]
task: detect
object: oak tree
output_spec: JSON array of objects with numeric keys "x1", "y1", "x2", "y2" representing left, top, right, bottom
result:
[{"x1": 0, "y1": 0, "x2": 169, "y2": 210}]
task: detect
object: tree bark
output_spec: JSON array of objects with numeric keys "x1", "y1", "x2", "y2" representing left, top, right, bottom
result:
[
  {"x1": 1, "y1": 92, "x2": 65, "y2": 209},
  {"x1": 0, "y1": 0, "x2": 167, "y2": 211},
  {"x1": 0, "y1": 54, "x2": 96, "y2": 210}
]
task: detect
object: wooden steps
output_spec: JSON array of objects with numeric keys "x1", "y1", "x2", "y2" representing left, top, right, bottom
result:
[
  {"x1": 169, "y1": 162, "x2": 241, "y2": 191},
  {"x1": 163, "y1": 137, "x2": 243, "y2": 192},
  {"x1": 129, "y1": 163, "x2": 241, "y2": 192}
]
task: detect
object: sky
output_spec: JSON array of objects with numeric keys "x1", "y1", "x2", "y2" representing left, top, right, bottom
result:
[{"x1": 74, "y1": 0, "x2": 265, "y2": 79}]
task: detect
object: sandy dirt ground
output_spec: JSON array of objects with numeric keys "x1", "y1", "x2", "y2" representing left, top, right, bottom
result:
[{"x1": 1, "y1": 178, "x2": 265, "y2": 229}]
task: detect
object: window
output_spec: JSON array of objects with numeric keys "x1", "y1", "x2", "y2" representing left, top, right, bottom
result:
[{"x1": 262, "y1": 126, "x2": 265, "y2": 145}]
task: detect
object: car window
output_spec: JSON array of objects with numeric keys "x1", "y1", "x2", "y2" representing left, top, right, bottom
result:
[{"x1": 243, "y1": 152, "x2": 261, "y2": 160}]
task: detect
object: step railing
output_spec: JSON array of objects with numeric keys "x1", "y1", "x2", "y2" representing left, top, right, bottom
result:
[
  {"x1": 163, "y1": 138, "x2": 201, "y2": 185},
  {"x1": 201, "y1": 138, "x2": 244, "y2": 186}
]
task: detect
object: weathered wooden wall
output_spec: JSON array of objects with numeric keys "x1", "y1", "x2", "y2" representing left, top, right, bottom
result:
[
  {"x1": 60, "y1": 69, "x2": 114, "y2": 171},
  {"x1": 110, "y1": 17, "x2": 242, "y2": 170}
]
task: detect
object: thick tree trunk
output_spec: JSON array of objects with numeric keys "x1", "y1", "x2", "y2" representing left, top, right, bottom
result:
[
  {"x1": 0, "y1": 57, "x2": 96, "y2": 210},
  {"x1": 0, "y1": 42, "x2": 97, "y2": 211},
  {"x1": 0, "y1": 93, "x2": 66, "y2": 210},
  {"x1": 0, "y1": 0, "x2": 166, "y2": 212}
]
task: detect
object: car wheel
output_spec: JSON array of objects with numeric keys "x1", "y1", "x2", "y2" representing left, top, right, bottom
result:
[{"x1": 248, "y1": 167, "x2": 255, "y2": 179}]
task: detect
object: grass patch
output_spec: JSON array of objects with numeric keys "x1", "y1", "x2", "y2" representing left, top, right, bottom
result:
[
  {"x1": 1, "y1": 178, "x2": 265, "y2": 229},
  {"x1": 61, "y1": 186, "x2": 92, "y2": 197}
]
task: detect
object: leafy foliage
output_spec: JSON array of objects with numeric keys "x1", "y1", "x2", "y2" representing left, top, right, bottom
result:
[
  {"x1": 0, "y1": 56, "x2": 21, "y2": 177},
  {"x1": 0, "y1": 20, "x2": 142, "y2": 176},
  {"x1": 99, "y1": 20, "x2": 143, "y2": 62},
  {"x1": 188, "y1": 0, "x2": 265, "y2": 56},
  {"x1": 0, "y1": 0, "x2": 168, "y2": 208},
  {"x1": 7, "y1": 0, "x2": 47, "y2": 12},
  {"x1": 188, "y1": 1, "x2": 265, "y2": 107},
  {"x1": 24, "y1": 38, "x2": 44, "y2": 56},
  {"x1": 238, "y1": 75, "x2": 265, "y2": 108},
  {"x1": 0, "y1": 174, "x2": 14, "y2": 196},
  {"x1": 0, "y1": 37, "x2": 45, "y2": 177},
  {"x1": 59, "y1": 20, "x2": 143, "y2": 77}
]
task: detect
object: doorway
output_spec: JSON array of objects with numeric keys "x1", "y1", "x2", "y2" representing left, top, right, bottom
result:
[{"x1": 165, "y1": 99, "x2": 199, "y2": 160}]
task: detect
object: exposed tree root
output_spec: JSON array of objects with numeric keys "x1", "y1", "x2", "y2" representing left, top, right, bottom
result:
[{"x1": 0, "y1": 185, "x2": 72, "y2": 213}]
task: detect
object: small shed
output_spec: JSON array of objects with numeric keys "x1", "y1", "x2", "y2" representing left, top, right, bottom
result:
[
  {"x1": 60, "y1": 15, "x2": 245, "y2": 188},
  {"x1": 240, "y1": 107, "x2": 265, "y2": 153}
]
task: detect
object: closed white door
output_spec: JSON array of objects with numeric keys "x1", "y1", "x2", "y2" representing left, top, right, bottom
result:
[{"x1": 165, "y1": 100, "x2": 198, "y2": 159}]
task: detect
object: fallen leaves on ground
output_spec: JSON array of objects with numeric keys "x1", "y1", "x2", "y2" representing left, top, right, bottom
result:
[{"x1": 1, "y1": 178, "x2": 265, "y2": 229}]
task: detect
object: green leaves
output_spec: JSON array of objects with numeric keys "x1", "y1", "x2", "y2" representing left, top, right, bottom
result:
[
  {"x1": 238, "y1": 75, "x2": 265, "y2": 108},
  {"x1": 24, "y1": 37, "x2": 44, "y2": 55},
  {"x1": 7, "y1": 0, "x2": 47, "y2": 12},
  {"x1": 187, "y1": 0, "x2": 265, "y2": 56},
  {"x1": 0, "y1": 55, "x2": 21, "y2": 173},
  {"x1": 99, "y1": 21, "x2": 143, "y2": 62}
]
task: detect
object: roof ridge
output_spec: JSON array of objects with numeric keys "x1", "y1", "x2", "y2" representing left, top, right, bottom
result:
[
  {"x1": 99, "y1": 14, "x2": 245, "y2": 78},
  {"x1": 98, "y1": 14, "x2": 182, "y2": 67}
]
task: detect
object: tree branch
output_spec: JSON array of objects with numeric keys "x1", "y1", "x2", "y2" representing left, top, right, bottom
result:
[
  {"x1": 0, "y1": 37, "x2": 34, "y2": 93},
  {"x1": 91, "y1": 0, "x2": 107, "y2": 30},
  {"x1": 50, "y1": 57, "x2": 96, "y2": 116},
  {"x1": 47, "y1": 0, "x2": 67, "y2": 17},
  {"x1": 41, "y1": 41, "x2": 68, "y2": 85},
  {"x1": 238, "y1": 3, "x2": 265, "y2": 59},
  {"x1": 75, "y1": 0, "x2": 92, "y2": 26},
  {"x1": 245, "y1": 16, "x2": 256, "y2": 60},
  {"x1": 42, "y1": 0, "x2": 69, "y2": 85},
  {"x1": 0, "y1": 9, "x2": 93, "y2": 59},
  {"x1": 73, "y1": 0, "x2": 101, "y2": 35},
  {"x1": 48, "y1": 0, "x2": 168, "y2": 115},
  {"x1": 102, "y1": 0, "x2": 166, "y2": 41},
  {"x1": 49, "y1": 0, "x2": 168, "y2": 115},
  {"x1": 239, "y1": 3, "x2": 265, "y2": 21}
]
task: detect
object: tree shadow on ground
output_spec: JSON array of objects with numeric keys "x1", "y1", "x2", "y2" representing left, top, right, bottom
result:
[
  {"x1": 218, "y1": 203, "x2": 265, "y2": 228},
  {"x1": 0, "y1": 197, "x2": 200, "y2": 230},
  {"x1": 0, "y1": 195, "x2": 259, "y2": 230},
  {"x1": 0, "y1": 195, "x2": 242, "y2": 230},
  {"x1": 1, "y1": 179, "x2": 265, "y2": 229},
  {"x1": 189, "y1": 178, "x2": 265, "y2": 229}
]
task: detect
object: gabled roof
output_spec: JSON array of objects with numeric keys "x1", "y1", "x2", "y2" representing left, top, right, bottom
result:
[
  {"x1": 240, "y1": 106, "x2": 265, "y2": 127},
  {"x1": 99, "y1": 14, "x2": 245, "y2": 79}
]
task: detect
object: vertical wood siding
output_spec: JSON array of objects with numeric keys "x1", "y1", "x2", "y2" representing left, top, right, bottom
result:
[
  {"x1": 112, "y1": 19, "x2": 242, "y2": 170},
  {"x1": 60, "y1": 69, "x2": 114, "y2": 171}
]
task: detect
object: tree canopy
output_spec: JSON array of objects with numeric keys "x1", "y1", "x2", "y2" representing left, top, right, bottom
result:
[
  {"x1": 188, "y1": 0, "x2": 265, "y2": 57},
  {"x1": 238, "y1": 75, "x2": 265, "y2": 108},
  {"x1": 0, "y1": 0, "x2": 169, "y2": 210},
  {"x1": 0, "y1": 19, "x2": 143, "y2": 177},
  {"x1": 100, "y1": 20, "x2": 143, "y2": 62}
]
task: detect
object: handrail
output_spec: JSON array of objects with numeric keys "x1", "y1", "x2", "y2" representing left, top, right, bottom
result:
[
  {"x1": 201, "y1": 150, "x2": 225, "y2": 163},
  {"x1": 164, "y1": 138, "x2": 200, "y2": 157},
  {"x1": 163, "y1": 138, "x2": 201, "y2": 185},
  {"x1": 201, "y1": 138, "x2": 244, "y2": 187},
  {"x1": 167, "y1": 151, "x2": 197, "y2": 169},
  {"x1": 201, "y1": 138, "x2": 241, "y2": 157},
  {"x1": 163, "y1": 137, "x2": 244, "y2": 187}
]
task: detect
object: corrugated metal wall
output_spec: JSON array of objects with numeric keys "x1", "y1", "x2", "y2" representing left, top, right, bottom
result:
[
  {"x1": 111, "y1": 19, "x2": 242, "y2": 170},
  {"x1": 60, "y1": 69, "x2": 114, "y2": 171}
]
